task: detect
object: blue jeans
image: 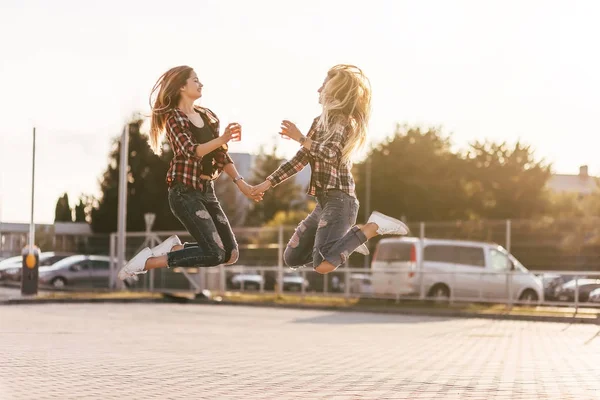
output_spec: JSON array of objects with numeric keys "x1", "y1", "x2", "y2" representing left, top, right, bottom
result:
[
  {"x1": 283, "y1": 189, "x2": 367, "y2": 271},
  {"x1": 166, "y1": 181, "x2": 238, "y2": 268}
]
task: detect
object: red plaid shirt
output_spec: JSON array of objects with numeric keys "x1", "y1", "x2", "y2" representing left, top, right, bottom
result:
[
  {"x1": 164, "y1": 107, "x2": 233, "y2": 190},
  {"x1": 267, "y1": 117, "x2": 356, "y2": 197}
]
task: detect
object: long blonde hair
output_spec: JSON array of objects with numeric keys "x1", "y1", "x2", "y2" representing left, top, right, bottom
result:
[
  {"x1": 318, "y1": 64, "x2": 372, "y2": 163},
  {"x1": 148, "y1": 65, "x2": 193, "y2": 154}
]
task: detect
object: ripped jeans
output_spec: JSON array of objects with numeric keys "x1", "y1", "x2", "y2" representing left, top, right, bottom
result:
[
  {"x1": 166, "y1": 181, "x2": 238, "y2": 268},
  {"x1": 283, "y1": 189, "x2": 368, "y2": 271}
]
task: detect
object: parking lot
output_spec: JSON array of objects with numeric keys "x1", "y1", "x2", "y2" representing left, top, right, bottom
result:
[{"x1": 1, "y1": 303, "x2": 600, "y2": 399}]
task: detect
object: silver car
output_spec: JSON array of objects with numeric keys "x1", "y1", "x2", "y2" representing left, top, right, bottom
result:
[
  {"x1": 0, "y1": 252, "x2": 74, "y2": 281},
  {"x1": 588, "y1": 288, "x2": 600, "y2": 303},
  {"x1": 38, "y1": 255, "x2": 136, "y2": 288}
]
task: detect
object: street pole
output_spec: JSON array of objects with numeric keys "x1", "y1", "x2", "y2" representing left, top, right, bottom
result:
[
  {"x1": 22, "y1": 127, "x2": 39, "y2": 295},
  {"x1": 363, "y1": 157, "x2": 372, "y2": 269},
  {"x1": 115, "y1": 124, "x2": 129, "y2": 289},
  {"x1": 29, "y1": 127, "x2": 36, "y2": 253}
]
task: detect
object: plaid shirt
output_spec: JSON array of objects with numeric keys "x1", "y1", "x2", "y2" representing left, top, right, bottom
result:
[
  {"x1": 165, "y1": 107, "x2": 233, "y2": 190},
  {"x1": 267, "y1": 117, "x2": 356, "y2": 197}
]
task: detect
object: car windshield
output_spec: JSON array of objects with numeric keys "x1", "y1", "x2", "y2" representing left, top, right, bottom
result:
[
  {"x1": 496, "y1": 246, "x2": 528, "y2": 272},
  {"x1": 0, "y1": 256, "x2": 21, "y2": 266}
]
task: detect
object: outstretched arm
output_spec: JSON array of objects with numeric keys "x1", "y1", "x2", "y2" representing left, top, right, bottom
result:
[
  {"x1": 223, "y1": 163, "x2": 263, "y2": 202},
  {"x1": 280, "y1": 120, "x2": 344, "y2": 163}
]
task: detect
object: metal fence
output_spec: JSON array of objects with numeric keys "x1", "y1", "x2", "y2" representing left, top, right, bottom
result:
[
  {"x1": 122, "y1": 262, "x2": 600, "y2": 309},
  {"x1": 6, "y1": 217, "x2": 593, "y2": 273},
  {"x1": 5, "y1": 217, "x2": 600, "y2": 309}
]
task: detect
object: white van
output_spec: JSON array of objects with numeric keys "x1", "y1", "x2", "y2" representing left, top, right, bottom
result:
[{"x1": 371, "y1": 237, "x2": 543, "y2": 303}]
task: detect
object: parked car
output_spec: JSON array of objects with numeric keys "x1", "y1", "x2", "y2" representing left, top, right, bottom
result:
[
  {"x1": 349, "y1": 273, "x2": 373, "y2": 294},
  {"x1": 541, "y1": 274, "x2": 581, "y2": 300},
  {"x1": 0, "y1": 252, "x2": 74, "y2": 281},
  {"x1": 588, "y1": 288, "x2": 600, "y2": 303},
  {"x1": 553, "y1": 279, "x2": 600, "y2": 302},
  {"x1": 230, "y1": 270, "x2": 309, "y2": 292},
  {"x1": 278, "y1": 272, "x2": 310, "y2": 292},
  {"x1": 230, "y1": 270, "x2": 263, "y2": 290},
  {"x1": 38, "y1": 254, "x2": 136, "y2": 288},
  {"x1": 370, "y1": 237, "x2": 544, "y2": 303}
]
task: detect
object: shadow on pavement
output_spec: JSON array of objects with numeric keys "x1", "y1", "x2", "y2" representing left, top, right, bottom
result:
[{"x1": 292, "y1": 311, "x2": 454, "y2": 325}]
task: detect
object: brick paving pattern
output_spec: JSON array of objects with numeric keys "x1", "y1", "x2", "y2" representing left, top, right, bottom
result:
[{"x1": 1, "y1": 303, "x2": 600, "y2": 399}]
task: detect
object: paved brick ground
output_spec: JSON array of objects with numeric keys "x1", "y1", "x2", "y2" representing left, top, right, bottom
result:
[{"x1": 1, "y1": 303, "x2": 600, "y2": 399}]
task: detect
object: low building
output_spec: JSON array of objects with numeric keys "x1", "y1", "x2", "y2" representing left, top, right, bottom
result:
[{"x1": 547, "y1": 165, "x2": 598, "y2": 196}]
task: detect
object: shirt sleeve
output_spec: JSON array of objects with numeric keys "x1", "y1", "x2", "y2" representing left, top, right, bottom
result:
[
  {"x1": 267, "y1": 148, "x2": 310, "y2": 187},
  {"x1": 165, "y1": 112, "x2": 200, "y2": 160},
  {"x1": 308, "y1": 122, "x2": 345, "y2": 163},
  {"x1": 214, "y1": 145, "x2": 234, "y2": 168}
]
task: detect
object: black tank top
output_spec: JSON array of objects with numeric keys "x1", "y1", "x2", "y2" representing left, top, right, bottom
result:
[{"x1": 189, "y1": 113, "x2": 216, "y2": 174}]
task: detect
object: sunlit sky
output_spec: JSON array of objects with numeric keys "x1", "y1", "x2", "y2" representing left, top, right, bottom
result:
[{"x1": 1, "y1": 0, "x2": 599, "y2": 224}]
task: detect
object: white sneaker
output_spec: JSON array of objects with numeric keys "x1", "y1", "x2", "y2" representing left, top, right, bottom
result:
[
  {"x1": 367, "y1": 211, "x2": 409, "y2": 235},
  {"x1": 151, "y1": 235, "x2": 181, "y2": 257},
  {"x1": 117, "y1": 247, "x2": 152, "y2": 280},
  {"x1": 355, "y1": 243, "x2": 370, "y2": 255}
]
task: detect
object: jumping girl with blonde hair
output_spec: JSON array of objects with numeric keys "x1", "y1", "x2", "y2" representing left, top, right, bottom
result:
[
  {"x1": 119, "y1": 65, "x2": 261, "y2": 280},
  {"x1": 252, "y1": 64, "x2": 409, "y2": 274}
]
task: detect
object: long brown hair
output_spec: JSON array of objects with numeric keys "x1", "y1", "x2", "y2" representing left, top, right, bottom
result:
[
  {"x1": 318, "y1": 64, "x2": 372, "y2": 163},
  {"x1": 148, "y1": 66, "x2": 193, "y2": 154}
]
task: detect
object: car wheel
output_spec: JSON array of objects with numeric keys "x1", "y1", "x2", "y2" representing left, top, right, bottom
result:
[
  {"x1": 428, "y1": 284, "x2": 450, "y2": 301},
  {"x1": 51, "y1": 277, "x2": 67, "y2": 289},
  {"x1": 519, "y1": 289, "x2": 539, "y2": 303}
]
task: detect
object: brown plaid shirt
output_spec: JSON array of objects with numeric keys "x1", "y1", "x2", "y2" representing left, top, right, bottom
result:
[
  {"x1": 267, "y1": 117, "x2": 356, "y2": 197},
  {"x1": 165, "y1": 107, "x2": 234, "y2": 190}
]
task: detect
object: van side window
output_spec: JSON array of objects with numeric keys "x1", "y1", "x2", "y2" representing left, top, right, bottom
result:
[
  {"x1": 424, "y1": 245, "x2": 485, "y2": 267},
  {"x1": 424, "y1": 245, "x2": 454, "y2": 263},
  {"x1": 489, "y1": 249, "x2": 510, "y2": 271},
  {"x1": 454, "y1": 246, "x2": 485, "y2": 267},
  {"x1": 376, "y1": 242, "x2": 413, "y2": 262}
]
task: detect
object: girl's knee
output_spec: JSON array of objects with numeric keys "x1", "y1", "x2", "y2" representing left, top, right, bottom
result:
[
  {"x1": 314, "y1": 261, "x2": 337, "y2": 274},
  {"x1": 283, "y1": 247, "x2": 296, "y2": 267},
  {"x1": 224, "y1": 248, "x2": 239, "y2": 265}
]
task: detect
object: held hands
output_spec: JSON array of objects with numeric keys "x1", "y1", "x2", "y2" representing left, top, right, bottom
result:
[
  {"x1": 250, "y1": 180, "x2": 272, "y2": 197},
  {"x1": 237, "y1": 180, "x2": 263, "y2": 202},
  {"x1": 279, "y1": 120, "x2": 303, "y2": 142},
  {"x1": 222, "y1": 123, "x2": 242, "y2": 144}
]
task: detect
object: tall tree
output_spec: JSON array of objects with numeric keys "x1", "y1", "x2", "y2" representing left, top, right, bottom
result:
[
  {"x1": 354, "y1": 125, "x2": 470, "y2": 223},
  {"x1": 54, "y1": 193, "x2": 73, "y2": 222},
  {"x1": 245, "y1": 145, "x2": 304, "y2": 226},
  {"x1": 74, "y1": 197, "x2": 88, "y2": 223},
  {"x1": 90, "y1": 117, "x2": 181, "y2": 233},
  {"x1": 463, "y1": 140, "x2": 552, "y2": 219}
]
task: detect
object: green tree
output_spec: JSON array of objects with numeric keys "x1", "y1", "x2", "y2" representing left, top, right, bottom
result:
[
  {"x1": 245, "y1": 144, "x2": 304, "y2": 226},
  {"x1": 74, "y1": 196, "x2": 90, "y2": 223},
  {"x1": 354, "y1": 125, "x2": 470, "y2": 223},
  {"x1": 463, "y1": 140, "x2": 552, "y2": 219},
  {"x1": 54, "y1": 193, "x2": 73, "y2": 222},
  {"x1": 90, "y1": 116, "x2": 181, "y2": 233}
]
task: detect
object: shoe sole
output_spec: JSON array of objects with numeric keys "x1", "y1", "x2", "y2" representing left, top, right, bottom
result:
[
  {"x1": 371, "y1": 211, "x2": 410, "y2": 235},
  {"x1": 117, "y1": 248, "x2": 151, "y2": 280},
  {"x1": 355, "y1": 245, "x2": 370, "y2": 255}
]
